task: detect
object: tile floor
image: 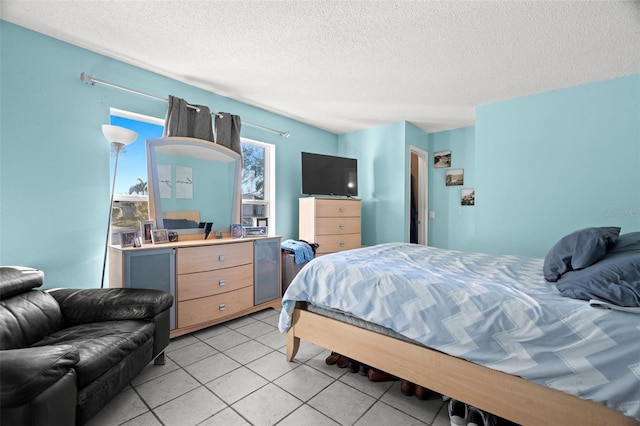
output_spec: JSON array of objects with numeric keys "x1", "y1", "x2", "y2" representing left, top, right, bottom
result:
[{"x1": 86, "y1": 308, "x2": 452, "y2": 426}]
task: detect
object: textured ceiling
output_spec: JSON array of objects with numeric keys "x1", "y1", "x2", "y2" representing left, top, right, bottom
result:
[{"x1": 2, "y1": 1, "x2": 639, "y2": 134}]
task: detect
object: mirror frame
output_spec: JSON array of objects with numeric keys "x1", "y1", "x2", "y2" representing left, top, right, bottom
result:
[{"x1": 147, "y1": 137, "x2": 242, "y2": 235}]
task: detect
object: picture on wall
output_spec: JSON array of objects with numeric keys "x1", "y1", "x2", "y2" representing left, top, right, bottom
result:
[
  {"x1": 157, "y1": 164, "x2": 172, "y2": 199},
  {"x1": 175, "y1": 165, "x2": 193, "y2": 199},
  {"x1": 434, "y1": 150, "x2": 451, "y2": 168},
  {"x1": 461, "y1": 189, "x2": 475, "y2": 206},
  {"x1": 445, "y1": 168, "x2": 464, "y2": 186}
]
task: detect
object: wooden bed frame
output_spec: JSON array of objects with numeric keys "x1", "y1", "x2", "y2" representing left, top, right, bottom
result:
[{"x1": 286, "y1": 307, "x2": 638, "y2": 426}]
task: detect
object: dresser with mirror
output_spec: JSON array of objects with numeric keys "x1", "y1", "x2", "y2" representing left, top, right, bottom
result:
[{"x1": 109, "y1": 137, "x2": 281, "y2": 338}]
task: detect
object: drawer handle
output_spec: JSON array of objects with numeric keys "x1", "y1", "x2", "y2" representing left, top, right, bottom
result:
[
  {"x1": 339, "y1": 224, "x2": 345, "y2": 230},
  {"x1": 339, "y1": 207, "x2": 345, "y2": 212},
  {"x1": 219, "y1": 304, "x2": 226, "y2": 311},
  {"x1": 219, "y1": 279, "x2": 226, "y2": 286},
  {"x1": 339, "y1": 241, "x2": 345, "y2": 247},
  {"x1": 219, "y1": 255, "x2": 225, "y2": 261}
]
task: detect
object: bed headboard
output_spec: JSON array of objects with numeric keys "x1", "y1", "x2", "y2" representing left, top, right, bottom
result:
[{"x1": 164, "y1": 210, "x2": 200, "y2": 223}]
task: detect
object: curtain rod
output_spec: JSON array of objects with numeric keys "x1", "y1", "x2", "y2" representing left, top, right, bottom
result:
[{"x1": 80, "y1": 72, "x2": 290, "y2": 137}]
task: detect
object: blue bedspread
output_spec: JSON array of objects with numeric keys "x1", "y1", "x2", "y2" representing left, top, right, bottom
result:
[{"x1": 279, "y1": 243, "x2": 640, "y2": 421}]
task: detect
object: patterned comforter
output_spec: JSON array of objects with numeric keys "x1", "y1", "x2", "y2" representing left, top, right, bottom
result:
[{"x1": 278, "y1": 243, "x2": 640, "y2": 421}]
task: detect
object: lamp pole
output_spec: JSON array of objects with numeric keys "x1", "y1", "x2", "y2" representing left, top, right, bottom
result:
[
  {"x1": 101, "y1": 142, "x2": 125, "y2": 288},
  {"x1": 100, "y1": 125, "x2": 138, "y2": 288}
]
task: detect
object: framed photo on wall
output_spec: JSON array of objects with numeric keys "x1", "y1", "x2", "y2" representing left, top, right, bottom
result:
[
  {"x1": 151, "y1": 229, "x2": 169, "y2": 244},
  {"x1": 445, "y1": 168, "x2": 464, "y2": 186},
  {"x1": 434, "y1": 150, "x2": 451, "y2": 168},
  {"x1": 461, "y1": 189, "x2": 475, "y2": 206}
]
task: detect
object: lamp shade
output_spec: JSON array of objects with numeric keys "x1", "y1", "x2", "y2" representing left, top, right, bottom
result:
[{"x1": 102, "y1": 124, "x2": 138, "y2": 145}]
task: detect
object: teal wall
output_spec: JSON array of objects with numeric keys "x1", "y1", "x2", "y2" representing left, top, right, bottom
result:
[
  {"x1": 473, "y1": 74, "x2": 640, "y2": 257},
  {"x1": 428, "y1": 75, "x2": 640, "y2": 257},
  {"x1": 339, "y1": 121, "x2": 429, "y2": 245},
  {"x1": 2, "y1": 20, "x2": 638, "y2": 288},
  {"x1": 428, "y1": 126, "x2": 475, "y2": 250},
  {"x1": 0, "y1": 21, "x2": 337, "y2": 288}
]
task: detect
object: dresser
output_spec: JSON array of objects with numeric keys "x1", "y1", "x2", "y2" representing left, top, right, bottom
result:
[
  {"x1": 109, "y1": 236, "x2": 281, "y2": 338},
  {"x1": 299, "y1": 197, "x2": 361, "y2": 255}
]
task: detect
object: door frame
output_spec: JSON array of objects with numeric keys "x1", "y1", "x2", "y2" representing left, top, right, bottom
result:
[{"x1": 409, "y1": 146, "x2": 428, "y2": 245}]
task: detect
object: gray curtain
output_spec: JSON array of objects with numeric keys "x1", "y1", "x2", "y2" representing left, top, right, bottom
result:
[
  {"x1": 214, "y1": 112, "x2": 242, "y2": 155},
  {"x1": 164, "y1": 95, "x2": 214, "y2": 142}
]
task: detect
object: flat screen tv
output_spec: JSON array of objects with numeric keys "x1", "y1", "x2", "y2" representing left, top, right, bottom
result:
[{"x1": 301, "y1": 152, "x2": 358, "y2": 197}]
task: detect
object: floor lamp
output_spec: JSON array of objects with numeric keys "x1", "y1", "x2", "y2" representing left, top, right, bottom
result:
[{"x1": 101, "y1": 124, "x2": 138, "y2": 288}]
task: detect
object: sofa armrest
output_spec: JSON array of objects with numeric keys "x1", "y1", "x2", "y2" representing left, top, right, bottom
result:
[
  {"x1": 48, "y1": 288, "x2": 173, "y2": 325},
  {"x1": 1, "y1": 345, "x2": 79, "y2": 407}
]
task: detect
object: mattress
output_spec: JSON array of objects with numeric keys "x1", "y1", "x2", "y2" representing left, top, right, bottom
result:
[{"x1": 279, "y1": 243, "x2": 640, "y2": 421}]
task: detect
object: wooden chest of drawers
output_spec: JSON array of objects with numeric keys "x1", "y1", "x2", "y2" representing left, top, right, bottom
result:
[
  {"x1": 110, "y1": 236, "x2": 282, "y2": 338},
  {"x1": 299, "y1": 197, "x2": 361, "y2": 255},
  {"x1": 176, "y1": 242, "x2": 254, "y2": 328}
]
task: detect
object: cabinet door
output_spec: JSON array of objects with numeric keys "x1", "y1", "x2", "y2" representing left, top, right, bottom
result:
[
  {"x1": 254, "y1": 238, "x2": 281, "y2": 305},
  {"x1": 125, "y1": 249, "x2": 176, "y2": 330}
]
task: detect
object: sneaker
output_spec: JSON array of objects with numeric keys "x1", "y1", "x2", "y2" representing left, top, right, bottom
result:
[
  {"x1": 448, "y1": 399, "x2": 468, "y2": 426},
  {"x1": 467, "y1": 406, "x2": 498, "y2": 426}
]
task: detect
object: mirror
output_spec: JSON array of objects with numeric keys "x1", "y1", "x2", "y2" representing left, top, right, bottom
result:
[{"x1": 147, "y1": 137, "x2": 241, "y2": 236}]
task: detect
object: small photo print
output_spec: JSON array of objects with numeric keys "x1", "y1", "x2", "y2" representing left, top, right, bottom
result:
[
  {"x1": 445, "y1": 168, "x2": 464, "y2": 186},
  {"x1": 434, "y1": 150, "x2": 451, "y2": 168},
  {"x1": 141, "y1": 220, "x2": 155, "y2": 243},
  {"x1": 231, "y1": 223, "x2": 243, "y2": 238},
  {"x1": 110, "y1": 232, "x2": 122, "y2": 246},
  {"x1": 151, "y1": 229, "x2": 169, "y2": 244},
  {"x1": 461, "y1": 189, "x2": 475, "y2": 206},
  {"x1": 121, "y1": 231, "x2": 136, "y2": 247}
]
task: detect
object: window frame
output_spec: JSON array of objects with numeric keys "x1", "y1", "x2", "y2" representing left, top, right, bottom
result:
[
  {"x1": 109, "y1": 108, "x2": 164, "y2": 204},
  {"x1": 241, "y1": 137, "x2": 276, "y2": 234}
]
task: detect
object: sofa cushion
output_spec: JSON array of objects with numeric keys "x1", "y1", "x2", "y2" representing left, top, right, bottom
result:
[
  {"x1": 0, "y1": 345, "x2": 79, "y2": 407},
  {"x1": 0, "y1": 291, "x2": 63, "y2": 349},
  {"x1": 0, "y1": 267, "x2": 44, "y2": 300},
  {"x1": 33, "y1": 320, "x2": 155, "y2": 388},
  {"x1": 49, "y1": 288, "x2": 174, "y2": 325}
]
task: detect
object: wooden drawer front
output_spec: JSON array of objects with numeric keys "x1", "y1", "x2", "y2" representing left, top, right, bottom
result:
[
  {"x1": 177, "y1": 264, "x2": 253, "y2": 301},
  {"x1": 316, "y1": 233, "x2": 361, "y2": 254},
  {"x1": 178, "y1": 286, "x2": 253, "y2": 328},
  {"x1": 177, "y1": 242, "x2": 253, "y2": 274},
  {"x1": 315, "y1": 217, "x2": 361, "y2": 236},
  {"x1": 315, "y1": 200, "x2": 361, "y2": 218}
]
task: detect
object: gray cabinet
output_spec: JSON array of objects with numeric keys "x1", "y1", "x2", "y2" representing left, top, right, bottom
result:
[
  {"x1": 123, "y1": 249, "x2": 176, "y2": 330},
  {"x1": 254, "y1": 237, "x2": 281, "y2": 305}
]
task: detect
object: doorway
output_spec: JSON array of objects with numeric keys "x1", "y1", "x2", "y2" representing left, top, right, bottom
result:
[{"x1": 409, "y1": 146, "x2": 428, "y2": 245}]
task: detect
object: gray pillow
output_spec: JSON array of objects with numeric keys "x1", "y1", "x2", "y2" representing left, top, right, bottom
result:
[
  {"x1": 543, "y1": 227, "x2": 621, "y2": 282},
  {"x1": 608, "y1": 231, "x2": 640, "y2": 254},
  {"x1": 556, "y1": 249, "x2": 640, "y2": 307}
]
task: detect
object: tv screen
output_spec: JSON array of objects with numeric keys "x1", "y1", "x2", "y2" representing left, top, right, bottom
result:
[{"x1": 301, "y1": 152, "x2": 358, "y2": 196}]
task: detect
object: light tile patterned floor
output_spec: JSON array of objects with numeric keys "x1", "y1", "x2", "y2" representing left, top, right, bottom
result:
[{"x1": 86, "y1": 308, "x2": 451, "y2": 426}]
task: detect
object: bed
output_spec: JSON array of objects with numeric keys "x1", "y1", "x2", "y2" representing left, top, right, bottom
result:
[{"x1": 278, "y1": 240, "x2": 640, "y2": 426}]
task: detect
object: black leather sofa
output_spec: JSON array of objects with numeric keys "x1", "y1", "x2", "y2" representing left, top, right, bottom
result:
[{"x1": 0, "y1": 266, "x2": 174, "y2": 425}]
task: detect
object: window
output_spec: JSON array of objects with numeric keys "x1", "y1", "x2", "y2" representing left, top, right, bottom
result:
[
  {"x1": 108, "y1": 111, "x2": 275, "y2": 235},
  {"x1": 109, "y1": 109, "x2": 164, "y2": 231},
  {"x1": 241, "y1": 138, "x2": 275, "y2": 232}
]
